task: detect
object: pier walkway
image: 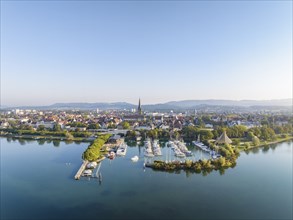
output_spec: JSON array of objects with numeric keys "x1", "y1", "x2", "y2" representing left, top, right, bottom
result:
[{"x1": 74, "y1": 160, "x2": 88, "y2": 180}]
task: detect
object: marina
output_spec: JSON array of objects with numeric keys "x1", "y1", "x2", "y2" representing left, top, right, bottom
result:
[{"x1": 75, "y1": 138, "x2": 223, "y2": 180}]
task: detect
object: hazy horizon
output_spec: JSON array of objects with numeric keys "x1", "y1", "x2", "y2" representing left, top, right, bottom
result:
[
  {"x1": 1, "y1": 1, "x2": 292, "y2": 106},
  {"x1": 1, "y1": 98, "x2": 292, "y2": 108}
]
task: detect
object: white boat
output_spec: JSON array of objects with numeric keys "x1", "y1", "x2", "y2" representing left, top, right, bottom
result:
[
  {"x1": 116, "y1": 143, "x2": 127, "y2": 156},
  {"x1": 184, "y1": 151, "x2": 193, "y2": 156},
  {"x1": 210, "y1": 150, "x2": 221, "y2": 159},
  {"x1": 193, "y1": 141, "x2": 211, "y2": 152},
  {"x1": 131, "y1": 156, "x2": 139, "y2": 162},
  {"x1": 174, "y1": 150, "x2": 185, "y2": 158},
  {"x1": 86, "y1": 162, "x2": 98, "y2": 169},
  {"x1": 168, "y1": 141, "x2": 177, "y2": 149},
  {"x1": 82, "y1": 169, "x2": 93, "y2": 176}
]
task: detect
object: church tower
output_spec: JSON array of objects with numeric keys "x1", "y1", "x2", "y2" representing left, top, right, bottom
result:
[{"x1": 138, "y1": 98, "x2": 142, "y2": 115}]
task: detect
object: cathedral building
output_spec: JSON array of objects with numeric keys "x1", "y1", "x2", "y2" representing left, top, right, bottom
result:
[{"x1": 138, "y1": 98, "x2": 142, "y2": 115}]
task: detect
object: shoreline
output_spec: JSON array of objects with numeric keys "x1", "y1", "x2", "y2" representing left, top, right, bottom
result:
[
  {"x1": 0, "y1": 134, "x2": 92, "y2": 142},
  {"x1": 1, "y1": 133, "x2": 292, "y2": 146},
  {"x1": 240, "y1": 137, "x2": 293, "y2": 152}
]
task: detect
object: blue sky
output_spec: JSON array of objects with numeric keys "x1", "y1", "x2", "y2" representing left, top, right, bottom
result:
[{"x1": 1, "y1": 1, "x2": 292, "y2": 106}]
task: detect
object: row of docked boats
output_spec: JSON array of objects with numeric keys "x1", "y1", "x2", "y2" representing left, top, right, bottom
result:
[
  {"x1": 192, "y1": 141, "x2": 221, "y2": 159},
  {"x1": 82, "y1": 161, "x2": 98, "y2": 176},
  {"x1": 174, "y1": 141, "x2": 193, "y2": 157},
  {"x1": 144, "y1": 138, "x2": 162, "y2": 157},
  {"x1": 192, "y1": 141, "x2": 211, "y2": 153},
  {"x1": 167, "y1": 141, "x2": 193, "y2": 158}
]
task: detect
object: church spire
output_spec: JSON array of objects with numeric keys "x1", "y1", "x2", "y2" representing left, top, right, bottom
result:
[{"x1": 138, "y1": 98, "x2": 142, "y2": 115}]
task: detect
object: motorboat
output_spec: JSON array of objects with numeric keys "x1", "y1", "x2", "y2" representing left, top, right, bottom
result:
[
  {"x1": 193, "y1": 141, "x2": 211, "y2": 153},
  {"x1": 87, "y1": 162, "x2": 98, "y2": 169},
  {"x1": 184, "y1": 151, "x2": 193, "y2": 157},
  {"x1": 82, "y1": 169, "x2": 92, "y2": 176},
  {"x1": 144, "y1": 149, "x2": 154, "y2": 157},
  {"x1": 131, "y1": 155, "x2": 139, "y2": 162},
  {"x1": 116, "y1": 143, "x2": 127, "y2": 156},
  {"x1": 174, "y1": 148, "x2": 185, "y2": 158},
  {"x1": 210, "y1": 150, "x2": 221, "y2": 159},
  {"x1": 175, "y1": 151, "x2": 186, "y2": 158}
]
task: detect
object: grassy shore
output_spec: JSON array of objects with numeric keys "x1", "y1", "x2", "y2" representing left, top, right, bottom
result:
[
  {"x1": 0, "y1": 133, "x2": 92, "y2": 142},
  {"x1": 236, "y1": 136, "x2": 293, "y2": 151}
]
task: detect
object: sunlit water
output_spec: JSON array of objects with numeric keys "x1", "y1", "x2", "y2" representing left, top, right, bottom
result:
[{"x1": 1, "y1": 138, "x2": 292, "y2": 220}]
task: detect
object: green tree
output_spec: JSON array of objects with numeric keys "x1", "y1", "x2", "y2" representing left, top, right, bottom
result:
[
  {"x1": 65, "y1": 132, "x2": 74, "y2": 140},
  {"x1": 19, "y1": 124, "x2": 34, "y2": 131},
  {"x1": 199, "y1": 130, "x2": 214, "y2": 141},
  {"x1": 252, "y1": 135, "x2": 260, "y2": 146},
  {"x1": 121, "y1": 121, "x2": 130, "y2": 129},
  {"x1": 247, "y1": 131, "x2": 255, "y2": 141},
  {"x1": 126, "y1": 130, "x2": 137, "y2": 140},
  {"x1": 37, "y1": 125, "x2": 45, "y2": 131},
  {"x1": 53, "y1": 124, "x2": 61, "y2": 131},
  {"x1": 147, "y1": 129, "x2": 158, "y2": 139},
  {"x1": 8, "y1": 120, "x2": 18, "y2": 128},
  {"x1": 88, "y1": 123, "x2": 100, "y2": 129},
  {"x1": 273, "y1": 126, "x2": 284, "y2": 134},
  {"x1": 217, "y1": 157, "x2": 226, "y2": 167},
  {"x1": 107, "y1": 123, "x2": 117, "y2": 129},
  {"x1": 260, "y1": 126, "x2": 276, "y2": 141},
  {"x1": 232, "y1": 139, "x2": 240, "y2": 146},
  {"x1": 182, "y1": 126, "x2": 198, "y2": 141}
]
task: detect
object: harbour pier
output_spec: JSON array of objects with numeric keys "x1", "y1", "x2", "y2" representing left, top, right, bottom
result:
[
  {"x1": 74, "y1": 160, "x2": 89, "y2": 180},
  {"x1": 74, "y1": 156, "x2": 106, "y2": 180}
]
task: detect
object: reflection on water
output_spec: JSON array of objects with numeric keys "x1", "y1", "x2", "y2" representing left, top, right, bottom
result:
[
  {"x1": 53, "y1": 140, "x2": 60, "y2": 147},
  {"x1": 262, "y1": 145, "x2": 270, "y2": 153},
  {"x1": 37, "y1": 139, "x2": 46, "y2": 145},
  {"x1": 245, "y1": 141, "x2": 288, "y2": 155}
]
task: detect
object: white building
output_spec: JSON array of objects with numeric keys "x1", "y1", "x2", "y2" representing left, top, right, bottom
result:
[{"x1": 36, "y1": 121, "x2": 55, "y2": 129}]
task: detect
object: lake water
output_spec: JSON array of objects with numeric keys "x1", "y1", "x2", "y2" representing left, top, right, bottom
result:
[{"x1": 1, "y1": 138, "x2": 292, "y2": 220}]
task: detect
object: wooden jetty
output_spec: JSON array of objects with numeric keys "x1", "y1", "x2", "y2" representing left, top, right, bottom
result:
[
  {"x1": 74, "y1": 157, "x2": 106, "y2": 180},
  {"x1": 74, "y1": 160, "x2": 88, "y2": 180}
]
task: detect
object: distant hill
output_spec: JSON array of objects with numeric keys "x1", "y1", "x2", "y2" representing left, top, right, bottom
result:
[
  {"x1": 2, "y1": 98, "x2": 292, "y2": 111},
  {"x1": 48, "y1": 102, "x2": 136, "y2": 110},
  {"x1": 165, "y1": 99, "x2": 292, "y2": 108}
]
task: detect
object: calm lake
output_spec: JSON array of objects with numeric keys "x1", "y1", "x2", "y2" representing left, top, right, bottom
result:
[{"x1": 1, "y1": 138, "x2": 292, "y2": 220}]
